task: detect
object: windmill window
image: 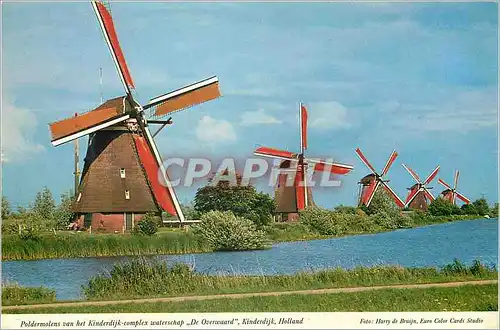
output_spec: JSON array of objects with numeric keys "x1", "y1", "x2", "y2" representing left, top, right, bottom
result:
[
  {"x1": 120, "y1": 168, "x2": 126, "y2": 178},
  {"x1": 125, "y1": 190, "x2": 130, "y2": 200}
]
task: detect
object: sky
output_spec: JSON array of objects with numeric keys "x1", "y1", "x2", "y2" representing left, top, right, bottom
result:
[{"x1": 1, "y1": 1, "x2": 498, "y2": 211}]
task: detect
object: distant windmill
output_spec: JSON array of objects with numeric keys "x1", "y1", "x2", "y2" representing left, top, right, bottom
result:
[
  {"x1": 402, "y1": 164, "x2": 440, "y2": 211},
  {"x1": 355, "y1": 148, "x2": 404, "y2": 208},
  {"x1": 254, "y1": 104, "x2": 353, "y2": 220},
  {"x1": 438, "y1": 170, "x2": 470, "y2": 205}
]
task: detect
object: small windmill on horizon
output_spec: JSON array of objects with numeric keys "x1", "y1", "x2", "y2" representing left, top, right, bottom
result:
[
  {"x1": 355, "y1": 148, "x2": 404, "y2": 208},
  {"x1": 254, "y1": 103, "x2": 353, "y2": 221},
  {"x1": 49, "y1": 1, "x2": 221, "y2": 231},
  {"x1": 437, "y1": 170, "x2": 470, "y2": 205},
  {"x1": 402, "y1": 164, "x2": 440, "y2": 211}
]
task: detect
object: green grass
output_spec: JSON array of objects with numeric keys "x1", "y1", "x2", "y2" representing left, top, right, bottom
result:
[
  {"x1": 1, "y1": 231, "x2": 211, "y2": 261},
  {"x1": 5, "y1": 284, "x2": 497, "y2": 313},
  {"x1": 2, "y1": 283, "x2": 56, "y2": 306},
  {"x1": 81, "y1": 258, "x2": 497, "y2": 301}
]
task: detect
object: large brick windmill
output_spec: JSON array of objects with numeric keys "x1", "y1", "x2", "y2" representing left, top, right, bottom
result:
[
  {"x1": 49, "y1": 1, "x2": 221, "y2": 231},
  {"x1": 402, "y1": 164, "x2": 440, "y2": 211},
  {"x1": 254, "y1": 104, "x2": 353, "y2": 221},
  {"x1": 355, "y1": 148, "x2": 404, "y2": 208},
  {"x1": 437, "y1": 170, "x2": 470, "y2": 205}
]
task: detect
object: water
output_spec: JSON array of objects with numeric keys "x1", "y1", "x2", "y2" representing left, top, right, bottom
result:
[{"x1": 2, "y1": 219, "x2": 497, "y2": 300}]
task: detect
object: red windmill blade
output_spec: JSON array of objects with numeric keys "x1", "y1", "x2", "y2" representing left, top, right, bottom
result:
[
  {"x1": 254, "y1": 103, "x2": 353, "y2": 215},
  {"x1": 48, "y1": 1, "x2": 223, "y2": 225},
  {"x1": 438, "y1": 170, "x2": 470, "y2": 205},
  {"x1": 402, "y1": 164, "x2": 439, "y2": 210},
  {"x1": 355, "y1": 148, "x2": 404, "y2": 208}
]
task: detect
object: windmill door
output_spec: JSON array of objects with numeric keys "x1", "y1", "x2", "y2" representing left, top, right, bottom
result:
[
  {"x1": 83, "y1": 213, "x2": 92, "y2": 228},
  {"x1": 125, "y1": 213, "x2": 133, "y2": 231}
]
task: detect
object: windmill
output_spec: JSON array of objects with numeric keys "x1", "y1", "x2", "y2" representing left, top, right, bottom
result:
[
  {"x1": 355, "y1": 148, "x2": 404, "y2": 208},
  {"x1": 254, "y1": 104, "x2": 353, "y2": 221},
  {"x1": 437, "y1": 170, "x2": 470, "y2": 205},
  {"x1": 49, "y1": 1, "x2": 221, "y2": 231},
  {"x1": 402, "y1": 164, "x2": 440, "y2": 211}
]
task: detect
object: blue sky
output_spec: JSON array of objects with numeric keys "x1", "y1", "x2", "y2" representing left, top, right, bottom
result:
[{"x1": 2, "y1": 2, "x2": 498, "y2": 210}]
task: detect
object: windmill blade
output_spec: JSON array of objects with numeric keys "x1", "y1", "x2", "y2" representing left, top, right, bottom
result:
[
  {"x1": 423, "y1": 186, "x2": 435, "y2": 201},
  {"x1": 299, "y1": 103, "x2": 308, "y2": 153},
  {"x1": 92, "y1": 1, "x2": 135, "y2": 94},
  {"x1": 380, "y1": 180, "x2": 405, "y2": 207},
  {"x1": 438, "y1": 178, "x2": 452, "y2": 190},
  {"x1": 355, "y1": 148, "x2": 377, "y2": 174},
  {"x1": 404, "y1": 186, "x2": 421, "y2": 207},
  {"x1": 295, "y1": 166, "x2": 306, "y2": 211},
  {"x1": 145, "y1": 76, "x2": 221, "y2": 116},
  {"x1": 306, "y1": 158, "x2": 353, "y2": 175},
  {"x1": 134, "y1": 125, "x2": 185, "y2": 221},
  {"x1": 424, "y1": 165, "x2": 440, "y2": 185},
  {"x1": 254, "y1": 146, "x2": 296, "y2": 161},
  {"x1": 49, "y1": 96, "x2": 129, "y2": 146},
  {"x1": 453, "y1": 170, "x2": 460, "y2": 190},
  {"x1": 364, "y1": 180, "x2": 381, "y2": 207},
  {"x1": 402, "y1": 163, "x2": 421, "y2": 183},
  {"x1": 455, "y1": 191, "x2": 470, "y2": 204},
  {"x1": 381, "y1": 150, "x2": 398, "y2": 176}
]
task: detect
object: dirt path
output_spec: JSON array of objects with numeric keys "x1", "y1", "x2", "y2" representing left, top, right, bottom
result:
[{"x1": 3, "y1": 279, "x2": 497, "y2": 311}]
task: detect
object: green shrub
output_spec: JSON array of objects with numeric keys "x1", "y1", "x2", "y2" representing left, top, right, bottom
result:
[
  {"x1": 366, "y1": 188, "x2": 400, "y2": 216},
  {"x1": 192, "y1": 211, "x2": 269, "y2": 251},
  {"x1": 428, "y1": 198, "x2": 460, "y2": 216},
  {"x1": 334, "y1": 205, "x2": 358, "y2": 214},
  {"x1": 132, "y1": 213, "x2": 158, "y2": 236},
  {"x1": 442, "y1": 259, "x2": 496, "y2": 276},
  {"x1": 2, "y1": 283, "x2": 56, "y2": 306},
  {"x1": 472, "y1": 198, "x2": 490, "y2": 216}
]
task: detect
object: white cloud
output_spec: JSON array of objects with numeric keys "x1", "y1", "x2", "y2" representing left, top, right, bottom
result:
[
  {"x1": 195, "y1": 116, "x2": 237, "y2": 145},
  {"x1": 240, "y1": 109, "x2": 282, "y2": 126},
  {"x1": 1, "y1": 97, "x2": 45, "y2": 163},
  {"x1": 308, "y1": 101, "x2": 352, "y2": 131}
]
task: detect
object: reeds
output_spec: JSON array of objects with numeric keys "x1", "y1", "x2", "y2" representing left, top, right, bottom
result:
[
  {"x1": 82, "y1": 258, "x2": 497, "y2": 301},
  {"x1": 2, "y1": 282, "x2": 56, "y2": 306},
  {"x1": 2, "y1": 231, "x2": 211, "y2": 261}
]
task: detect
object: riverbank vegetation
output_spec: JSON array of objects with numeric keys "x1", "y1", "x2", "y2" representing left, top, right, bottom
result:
[
  {"x1": 2, "y1": 259, "x2": 497, "y2": 312},
  {"x1": 2, "y1": 282, "x2": 56, "y2": 306},
  {"x1": 81, "y1": 258, "x2": 497, "y2": 301},
  {"x1": 1, "y1": 184, "x2": 497, "y2": 260},
  {"x1": 6, "y1": 284, "x2": 496, "y2": 314}
]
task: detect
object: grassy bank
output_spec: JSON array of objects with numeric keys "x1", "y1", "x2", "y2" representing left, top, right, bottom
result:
[
  {"x1": 2, "y1": 215, "x2": 491, "y2": 261},
  {"x1": 80, "y1": 259, "x2": 497, "y2": 301},
  {"x1": 265, "y1": 214, "x2": 484, "y2": 243},
  {"x1": 2, "y1": 283, "x2": 56, "y2": 306},
  {"x1": 5, "y1": 284, "x2": 497, "y2": 313},
  {"x1": 1, "y1": 231, "x2": 210, "y2": 261}
]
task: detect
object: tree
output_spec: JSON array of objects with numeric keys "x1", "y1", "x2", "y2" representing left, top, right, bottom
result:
[
  {"x1": 194, "y1": 172, "x2": 275, "y2": 227},
  {"x1": 490, "y1": 203, "x2": 498, "y2": 218},
  {"x1": 366, "y1": 188, "x2": 400, "y2": 217},
  {"x1": 460, "y1": 203, "x2": 477, "y2": 215},
  {"x1": 53, "y1": 191, "x2": 75, "y2": 230},
  {"x1": 428, "y1": 198, "x2": 460, "y2": 216},
  {"x1": 32, "y1": 186, "x2": 56, "y2": 228},
  {"x1": 1, "y1": 196, "x2": 11, "y2": 219},
  {"x1": 472, "y1": 198, "x2": 489, "y2": 216}
]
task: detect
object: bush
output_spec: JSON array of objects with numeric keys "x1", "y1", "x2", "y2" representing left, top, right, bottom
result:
[
  {"x1": 2, "y1": 196, "x2": 11, "y2": 219},
  {"x1": 428, "y1": 198, "x2": 460, "y2": 216},
  {"x1": 490, "y1": 203, "x2": 498, "y2": 218},
  {"x1": 366, "y1": 188, "x2": 400, "y2": 216},
  {"x1": 300, "y1": 206, "x2": 361, "y2": 236},
  {"x1": 461, "y1": 203, "x2": 478, "y2": 215},
  {"x1": 472, "y1": 198, "x2": 490, "y2": 216},
  {"x1": 133, "y1": 213, "x2": 158, "y2": 236},
  {"x1": 53, "y1": 191, "x2": 75, "y2": 230},
  {"x1": 334, "y1": 205, "x2": 358, "y2": 214},
  {"x1": 192, "y1": 211, "x2": 269, "y2": 251},
  {"x1": 2, "y1": 283, "x2": 56, "y2": 306}
]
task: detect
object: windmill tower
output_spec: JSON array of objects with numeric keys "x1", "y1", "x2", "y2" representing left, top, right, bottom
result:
[
  {"x1": 402, "y1": 164, "x2": 440, "y2": 211},
  {"x1": 49, "y1": 1, "x2": 221, "y2": 231},
  {"x1": 437, "y1": 170, "x2": 470, "y2": 205},
  {"x1": 254, "y1": 104, "x2": 353, "y2": 221},
  {"x1": 355, "y1": 148, "x2": 404, "y2": 208}
]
